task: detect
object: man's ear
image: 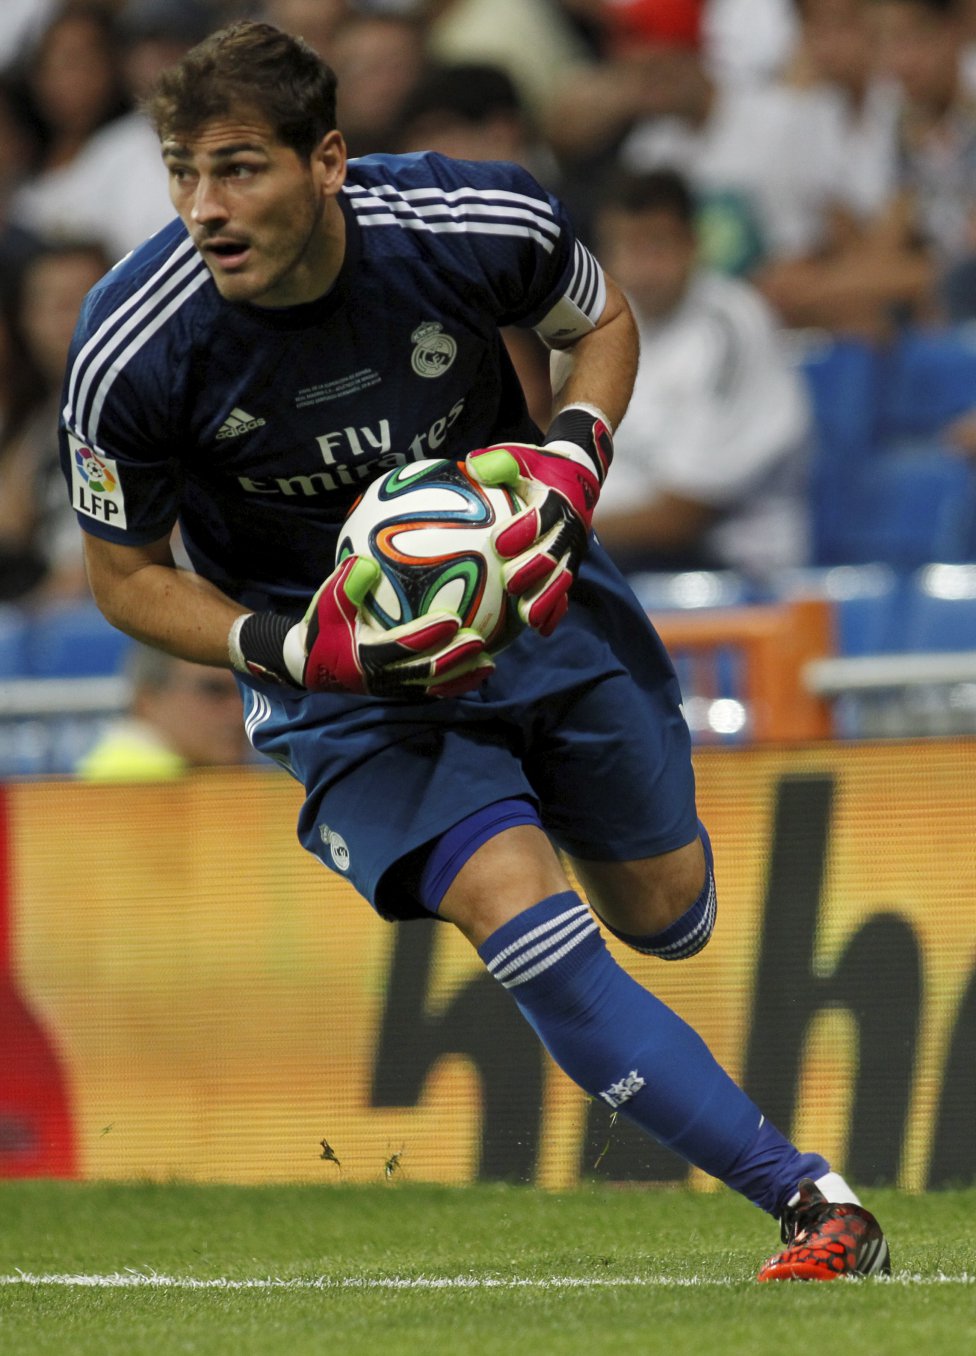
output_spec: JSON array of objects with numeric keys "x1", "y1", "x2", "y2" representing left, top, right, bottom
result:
[{"x1": 312, "y1": 129, "x2": 347, "y2": 197}]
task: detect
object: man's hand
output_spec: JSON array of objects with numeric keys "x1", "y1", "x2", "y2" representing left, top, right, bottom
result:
[
  {"x1": 231, "y1": 555, "x2": 494, "y2": 698},
  {"x1": 466, "y1": 404, "x2": 613, "y2": 636}
]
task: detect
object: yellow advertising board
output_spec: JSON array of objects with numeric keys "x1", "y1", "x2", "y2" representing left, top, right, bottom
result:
[{"x1": 2, "y1": 740, "x2": 974, "y2": 1189}]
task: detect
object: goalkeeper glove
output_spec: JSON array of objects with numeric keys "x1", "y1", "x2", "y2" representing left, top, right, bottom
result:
[
  {"x1": 229, "y1": 555, "x2": 494, "y2": 698},
  {"x1": 465, "y1": 403, "x2": 613, "y2": 636}
]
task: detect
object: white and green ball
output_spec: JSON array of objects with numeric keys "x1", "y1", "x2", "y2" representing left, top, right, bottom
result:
[{"x1": 336, "y1": 458, "x2": 524, "y2": 653}]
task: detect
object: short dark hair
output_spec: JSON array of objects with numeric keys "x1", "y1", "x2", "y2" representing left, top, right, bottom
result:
[
  {"x1": 143, "y1": 20, "x2": 337, "y2": 159},
  {"x1": 598, "y1": 168, "x2": 697, "y2": 226},
  {"x1": 399, "y1": 63, "x2": 523, "y2": 131}
]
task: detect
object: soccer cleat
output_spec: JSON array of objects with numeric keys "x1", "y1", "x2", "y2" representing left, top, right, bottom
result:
[{"x1": 756, "y1": 1178, "x2": 891, "y2": 1281}]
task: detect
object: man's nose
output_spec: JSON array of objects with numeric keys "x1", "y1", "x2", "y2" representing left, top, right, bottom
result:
[{"x1": 191, "y1": 177, "x2": 228, "y2": 225}]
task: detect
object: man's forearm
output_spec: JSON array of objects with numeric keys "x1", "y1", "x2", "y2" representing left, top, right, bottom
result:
[
  {"x1": 86, "y1": 546, "x2": 248, "y2": 668},
  {"x1": 550, "y1": 282, "x2": 639, "y2": 432}
]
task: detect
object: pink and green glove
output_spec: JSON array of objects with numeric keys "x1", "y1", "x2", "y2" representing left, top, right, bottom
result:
[
  {"x1": 465, "y1": 403, "x2": 613, "y2": 636},
  {"x1": 230, "y1": 555, "x2": 494, "y2": 699}
]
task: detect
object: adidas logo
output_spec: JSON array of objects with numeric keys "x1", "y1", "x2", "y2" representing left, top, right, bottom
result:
[{"x1": 216, "y1": 407, "x2": 267, "y2": 440}]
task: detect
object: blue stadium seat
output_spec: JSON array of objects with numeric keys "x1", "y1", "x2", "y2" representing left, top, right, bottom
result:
[
  {"x1": 878, "y1": 327, "x2": 976, "y2": 440},
  {"x1": 800, "y1": 330, "x2": 976, "y2": 570},
  {"x1": 0, "y1": 605, "x2": 30, "y2": 678},
  {"x1": 811, "y1": 445, "x2": 976, "y2": 569},
  {"x1": 798, "y1": 335, "x2": 882, "y2": 471},
  {"x1": 26, "y1": 600, "x2": 133, "y2": 678},
  {"x1": 799, "y1": 337, "x2": 884, "y2": 566}
]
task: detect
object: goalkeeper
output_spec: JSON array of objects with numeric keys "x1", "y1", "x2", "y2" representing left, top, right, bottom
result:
[{"x1": 60, "y1": 21, "x2": 888, "y2": 1282}]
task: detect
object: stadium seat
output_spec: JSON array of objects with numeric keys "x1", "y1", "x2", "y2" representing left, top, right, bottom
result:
[
  {"x1": 25, "y1": 600, "x2": 133, "y2": 678},
  {"x1": 798, "y1": 334, "x2": 882, "y2": 470},
  {"x1": 799, "y1": 336, "x2": 884, "y2": 566},
  {"x1": 811, "y1": 445, "x2": 976, "y2": 569},
  {"x1": 800, "y1": 330, "x2": 976, "y2": 570},
  {"x1": 877, "y1": 327, "x2": 976, "y2": 440}
]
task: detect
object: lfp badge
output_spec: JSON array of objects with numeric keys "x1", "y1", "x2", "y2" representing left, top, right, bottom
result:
[
  {"x1": 68, "y1": 433, "x2": 127, "y2": 527},
  {"x1": 75, "y1": 445, "x2": 117, "y2": 494}
]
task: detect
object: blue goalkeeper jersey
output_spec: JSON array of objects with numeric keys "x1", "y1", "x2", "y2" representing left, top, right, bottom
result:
[{"x1": 60, "y1": 152, "x2": 607, "y2": 613}]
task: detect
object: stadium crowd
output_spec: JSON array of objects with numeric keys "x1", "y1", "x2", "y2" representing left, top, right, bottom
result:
[{"x1": 2, "y1": 0, "x2": 976, "y2": 757}]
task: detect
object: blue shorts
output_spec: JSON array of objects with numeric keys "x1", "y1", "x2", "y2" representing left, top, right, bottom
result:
[{"x1": 241, "y1": 541, "x2": 698, "y2": 921}]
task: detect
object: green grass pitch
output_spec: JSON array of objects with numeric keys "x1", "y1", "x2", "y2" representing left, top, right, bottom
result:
[{"x1": 1, "y1": 1182, "x2": 973, "y2": 1355}]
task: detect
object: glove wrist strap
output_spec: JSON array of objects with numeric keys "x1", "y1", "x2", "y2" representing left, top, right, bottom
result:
[
  {"x1": 543, "y1": 403, "x2": 614, "y2": 484},
  {"x1": 230, "y1": 611, "x2": 302, "y2": 687}
]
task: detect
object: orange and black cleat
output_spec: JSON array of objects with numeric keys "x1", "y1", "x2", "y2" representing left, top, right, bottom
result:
[{"x1": 757, "y1": 1178, "x2": 891, "y2": 1281}]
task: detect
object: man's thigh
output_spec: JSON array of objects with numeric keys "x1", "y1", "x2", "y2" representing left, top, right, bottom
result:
[{"x1": 528, "y1": 668, "x2": 699, "y2": 863}]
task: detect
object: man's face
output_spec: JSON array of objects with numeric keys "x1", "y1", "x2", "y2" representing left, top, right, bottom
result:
[
  {"x1": 163, "y1": 112, "x2": 345, "y2": 307},
  {"x1": 598, "y1": 206, "x2": 697, "y2": 320},
  {"x1": 802, "y1": 0, "x2": 875, "y2": 91},
  {"x1": 141, "y1": 661, "x2": 247, "y2": 767},
  {"x1": 330, "y1": 19, "x2": 426, "y2": 145},
  {"x1": 22, "y1": 250, "x2": 108, "y2": 383},
  {"x1": 868, "y1": 1, "x2": 964, "y2": 108}
]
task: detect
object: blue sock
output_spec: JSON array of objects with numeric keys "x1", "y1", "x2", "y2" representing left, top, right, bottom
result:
[{"x1": 479, "y1": 891, "x2": 827, "y2": 1214}]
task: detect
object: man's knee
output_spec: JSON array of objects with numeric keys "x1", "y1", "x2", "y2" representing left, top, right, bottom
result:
[{"x1": 587, "y1": 822, "x2": 718, "y2": 960}]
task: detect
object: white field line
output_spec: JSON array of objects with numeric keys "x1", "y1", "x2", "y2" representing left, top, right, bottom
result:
[{"x1": 0, "y1": 1271, "x2": 972, "y2": 1291}]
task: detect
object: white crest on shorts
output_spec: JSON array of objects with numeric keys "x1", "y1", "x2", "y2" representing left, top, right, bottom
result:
[
  {"x1": 410, "y1": 321, "x2": 457, "y2": 378},
  {"x1": 319, "y1": 823, "x2": 350, "y2": 872}
]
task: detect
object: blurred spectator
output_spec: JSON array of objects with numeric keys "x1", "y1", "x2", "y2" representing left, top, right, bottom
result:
[
  {"x1": 557, "y1": 0, "x2": 801, "y2": 86},
  {"x1": 0, "y1": 0, "x2": 57, "y2": 73},
  {"x1": 10, "y1": 0, "x2": 214, "y2": 261},
  {"x1": 0, "y1": 240, "x2": 111, "y2": 602},
  {"x1": 9, "y1": 5, "x2": 132, "y2": 247},
  {"x1": 867, "y1": 0, "x2": 976, "y2": 322},
  {"x1": 425, "y1": 0, "x2": 592, "y2": 124},
  {"x1": 785, "y1": 0, "x2": 899, "y2": 225},
  {"x1": 592, "y1": 169, "x2": 812, "y2": 580},
  {"x1": 397, "y1": 60, "x2": 556, "y2": 427},
  {"x1": 0, "y1": 288, "x2": 47, "y2": 596},
  {"x1": 397, "y1": 61, "x2": 556, "y2": 179},
  {"x1": 543, "y1": 6, "x2": 707, "y2": 173},
  {"x1": 0, "y1": 75, "x2": 45, "y2": 287},
  {"x1": 752, "y1": 0, "x2": 936, "y2": 336},
  {"x1": 545, "y1": 14, "x2": 835, "y2": 266},
  {"x1": 0, "y1": 287, "x2": 45, "y2": 448},
  {"x1": 75, "y1": 645, "x2": 249, "y2": 781},
  {"x1": 701, "y1": 0, "x2": 800, "y2": 86},
  {"x1": 260, "y1": 0, "x2": 349, "y2": 55},
  {"x1": 611, "y1": 40, "x2": 852, "y2": 272},
  {"x1": 329, "y1": 9, "x2": 428, "y2": 158}
]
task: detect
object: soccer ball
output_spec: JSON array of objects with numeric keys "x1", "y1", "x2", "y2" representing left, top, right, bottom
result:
[{"x1": 336, "y1": 458, "x2": 524, "y2": 653}]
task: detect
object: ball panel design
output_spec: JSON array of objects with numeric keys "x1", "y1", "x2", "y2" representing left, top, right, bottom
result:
[{"x1": 336, "y1": 458, "x2": 523, "y2": 652}]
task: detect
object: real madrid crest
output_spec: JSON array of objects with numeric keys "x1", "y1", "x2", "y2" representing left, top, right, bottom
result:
[{"x1": 410, "y1": 321, "x2": 457, "y2": 378}]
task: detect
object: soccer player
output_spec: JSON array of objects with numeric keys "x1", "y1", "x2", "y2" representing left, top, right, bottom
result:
[{"x1": 59, "y1": 21, "x2": 889, "y2": 1281}]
